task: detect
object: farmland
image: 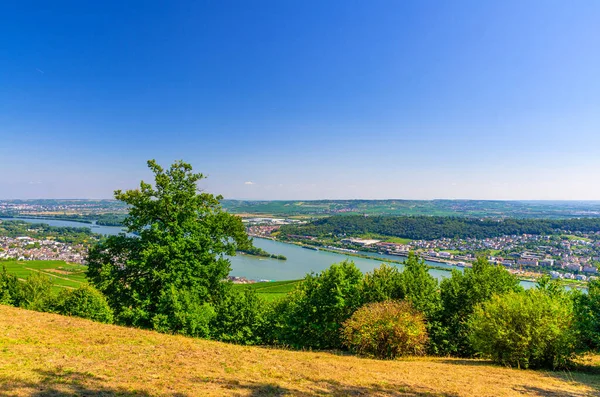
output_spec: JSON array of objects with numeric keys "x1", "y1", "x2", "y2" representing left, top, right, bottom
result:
[{"x1": 0, "y1": 260, "x2": 87, "y2": 290}]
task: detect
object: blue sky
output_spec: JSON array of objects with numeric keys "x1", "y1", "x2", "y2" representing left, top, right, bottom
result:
[{"x1": 1, "y1": 1, "x2": 599, "y2": 200}]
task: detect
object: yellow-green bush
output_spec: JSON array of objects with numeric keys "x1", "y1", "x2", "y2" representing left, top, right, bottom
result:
[
  {"x1": 342, "y1": 300, "x2": 428, "y2": 359},
  {"x1": 468, "y1": 289, "x2": 577, "y2": 369}
]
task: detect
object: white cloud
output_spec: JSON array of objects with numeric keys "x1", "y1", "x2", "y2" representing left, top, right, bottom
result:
[{"x1": 244, "y1": 181, "x2": 255, "y2": 185}]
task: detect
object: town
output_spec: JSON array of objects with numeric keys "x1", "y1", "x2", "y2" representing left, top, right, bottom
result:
[
  {"x1": 0, "y1": 235, "x2": 89, "y2": 264},
  {"x1": 247, "y1": 220, "x2": 600, "y2": 282}
]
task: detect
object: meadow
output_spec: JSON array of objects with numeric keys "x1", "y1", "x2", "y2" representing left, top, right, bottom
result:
[
  {"x1": 0, "y1": 260, "x2": 87, "y2": 290},
  {"x1": 232, "y1": 280, "x2": 301, "y2": 301},
  {"x1": 2, "y1": 305, "x2": 600, "y2": 396}
]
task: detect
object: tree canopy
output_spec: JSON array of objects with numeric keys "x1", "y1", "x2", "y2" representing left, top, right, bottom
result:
[{"x1": 86, "y1": 160, "x2": 250, "y2": 334}]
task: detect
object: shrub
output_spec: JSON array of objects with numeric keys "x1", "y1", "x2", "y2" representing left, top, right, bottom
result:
[
  {"x1": 435, "y1": 257, "x2": 522, "y2": 356},
  {"x1": 17, "y1": 272, "x2": 56, "y2": 311},
  {"x1": 0, "y1": 266, "x2": 20, "y2": 306},
  {"x1": 210, "y1": 288, "x2": 266, "y2": 345},
  {"x1": 573, "y1": 278, "x2": 600, "y2": 351},
  {"x1": 468, "y1": 289, "x2": 577, "y2": 369},
  {"x1": 152, "y1": 285, "x2": 215, "y2": 337},
  {"x1": 360, "y1": 264, "x2": 403, "y2": 304},
  {"x1": 54, "y1": 285, "x2": 114, "y2": 324},
  {"x1": 270, "y1": 261, "x2": 363, "y2": 349},
  {"x1": 342, "y1": 300, "x2": 428, "y2": 359}
]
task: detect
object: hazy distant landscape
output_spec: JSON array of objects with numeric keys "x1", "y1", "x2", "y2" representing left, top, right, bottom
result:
[{"x1": 223, "y1": 199, "x2": 600, "y2": 219}]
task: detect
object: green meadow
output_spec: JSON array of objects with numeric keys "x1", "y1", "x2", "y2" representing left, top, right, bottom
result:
[
  {"x1": 1, "y1": 260, "x2": 88, "y2": 290},
  {"x1": 233, "y1": 279, "x2": 301, "y2": 301}
]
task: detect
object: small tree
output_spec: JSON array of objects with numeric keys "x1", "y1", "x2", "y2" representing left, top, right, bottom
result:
[
  {"x1": 342, "y1": 300, "x2": 428, "y2": 359},
  {"x1": 17, "y1": 272, "x2": 56, "y2": 311},
  {"x1": 0, "y1": 266, "x2": 20, "y2": 306},
  {"x1": 272, "y1": 261, "x2": 363, "y2": 349},
  {"x1": 360, "y1": 263, "x2": 403, "y2": 304},
  {"x1": 573, "y1": 278, "x2": 600, "y2": 351},
  {"x1": 436, "y1": 257, "x2": 522, "y2": 356},
  {"x1": 54, "y1": 285, "x2": 114, "y2": 324},
  {"x1": 210, "y1": 288, "x2": 267, "y2": 345},
  {"x1": 86, "y1": 160, "x2": 250, "y2": 333},
  {"x1": 399, "y1": 252, "x2": 440, "y2": 319},
  {"x1": 469, "y1": 290, "x2": 577, "y2": 369}
]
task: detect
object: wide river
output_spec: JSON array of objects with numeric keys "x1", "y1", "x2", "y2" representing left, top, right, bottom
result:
[{"x1": 2, "y1": 217, "x2": 536, "y2": 287}]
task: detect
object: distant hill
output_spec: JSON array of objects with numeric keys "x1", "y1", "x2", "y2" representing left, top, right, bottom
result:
[
  {"x1": 222, "y1": 199, "x2": 600, "y2": 219},
  {"x1": 1, "y1": 305, "x2": 599, "y2": 396}
]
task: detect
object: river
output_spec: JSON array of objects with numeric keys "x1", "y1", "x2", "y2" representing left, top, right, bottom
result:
[{"x1": 2, "y1": 217, "x2": 537, "y2": 288}]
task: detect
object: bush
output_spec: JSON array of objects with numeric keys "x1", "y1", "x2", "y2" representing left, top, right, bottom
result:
[
  {"x1": 435, "y1": 257, "x2": 522, "y2": 356},
  {"x1": 210, "y1": 288, "x2": 266, "y2": 345},
  {"x1": 0, "y1": 266, "x2": 20, "y2": 306},
  {"x1": 269, "y1": 261, "x2": 363, "y2": 349},
  {"x1": 342, "y1": 300, "x2": 428, "y2": 359},
  {"x1": 54, "y1": 285, "x2": 114, "y2": 324},
  {"x1": 573, "y1": 278, "x2": 600, "y2": 351},
  {"x1": 468, "y1": 290, "x2": 577, "y2": 369},
  {"x1": 360, "y1": 264, "x2": 404, "y2": 304},
  {"x1": 17, "y1": 272, "x2": 56, "y2": 311},
  {"x1": 152, "y1": 285, "x2": 215, "y2": 337}
]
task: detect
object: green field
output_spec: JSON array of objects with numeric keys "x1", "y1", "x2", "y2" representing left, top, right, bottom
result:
[
  {"x1": 233, "y1": 280, "x2": 301, "y2": 301},
  {"x1": 1, "y1": 260, "x2": 88, "y2": 290}
]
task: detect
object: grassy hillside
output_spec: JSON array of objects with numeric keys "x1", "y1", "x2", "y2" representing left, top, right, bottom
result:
[
  {"x1": 232, "y1": 280, "x2": 301, "y2": 301},
  {"x1": 1, "y1": 260, "x2": 87, "y2": 290},
  {"x1": 1, "y1": 306, "x2": 600, "y2": 396}
]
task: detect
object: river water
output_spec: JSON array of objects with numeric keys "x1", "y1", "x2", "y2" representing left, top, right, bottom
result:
[{"x1": 2, "y1": 217, "x2": 536, "y2": 288}]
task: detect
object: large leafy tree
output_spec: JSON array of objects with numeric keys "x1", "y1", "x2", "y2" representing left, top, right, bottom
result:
[{"x1": 86, "y1": 160, "x2": 250, "y2": 335}]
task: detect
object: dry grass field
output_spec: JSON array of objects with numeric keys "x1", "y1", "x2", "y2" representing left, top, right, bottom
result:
[{"x1": 1, "y1": 305, "x2": 600, "y2": 396}]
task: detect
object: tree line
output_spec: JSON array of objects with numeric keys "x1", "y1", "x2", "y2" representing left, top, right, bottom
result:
[{"x1": 279, "y1": 215, "x2": 600, "y2": 240}]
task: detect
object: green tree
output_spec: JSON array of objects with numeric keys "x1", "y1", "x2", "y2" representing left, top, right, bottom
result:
[
  {"x1": 86, "y1": 160, "x2": 250, "y2": 334},
  {"x1": 17, "y1": 272, "x2": 56, "y2": 311},
  {"x1": 210, "y1": 288, "x2": 267, "y2": 345},
  {"x1": 270, "y1": 261, "x2": 363, "y2": 349},
  {"x1": 53, "y1": 285, "x2": 114, "y2": 324},
  {"x1": 0, "y1": 266, "x2": 20, "y2": 306},
  {"x1": 360, "y1": 263, "x2": 403, "y2": 304},
  {"x1": 573, "y1": 278, "x2": 600, "y2": 351},
  {"x1": 399, "y1": 252, "x2": 440, "y2": 319},
  {"x1": 436, "y1": 257, "x2": 522, "y2": 356},
  {"x1": 469, "y1": 290, "x2": 577, "y2": 369}
]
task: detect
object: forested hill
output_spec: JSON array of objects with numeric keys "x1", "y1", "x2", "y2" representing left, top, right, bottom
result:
[{"x1": 279, "y1": 215, "x2": 600, "y2": 240}]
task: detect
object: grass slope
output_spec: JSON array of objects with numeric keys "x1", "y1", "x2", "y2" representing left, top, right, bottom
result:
[
  {"x1": 1, "y1": 260, "x2": 87, "y2": 290},
  {"x1": 2, "y1": 306, "x2": 600, "y2": 396}
]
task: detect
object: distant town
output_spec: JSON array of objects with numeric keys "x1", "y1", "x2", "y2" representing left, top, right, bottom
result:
[{"x1": 246, "y1": 217, "x2": 600, "y2": 282}]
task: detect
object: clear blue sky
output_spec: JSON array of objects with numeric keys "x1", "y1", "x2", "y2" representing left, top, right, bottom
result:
[{"x1": 1, "y1": 1, "x2": 599, "y2": 200}]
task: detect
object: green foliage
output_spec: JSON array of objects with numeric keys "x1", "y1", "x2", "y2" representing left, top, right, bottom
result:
[
  {"x1": 0, "y1": 266, "x2": 20, "y2": 305},
  {"x1": 399, "y1": 253, "x2": 440, "y2": 319},
  {"x1": 435, "y1": 257, "x2": 522, "y2": 356},
  {"x1": 573, "y1": 278, "x2": 600, "y2": 351},
  {"x1": 269, "y1": 261, "x2": 363, "y2": 349},
  {"x1": 17, "y1": 272, "x2": 56, "y2": 311},
  {"x1": 359, "y1": 263, "x2": 403, "y2": 304},
  {"x1": 53, "y1": 285, "x2": 114, "y2": 324},
  {"x1": 469, "y1": 290, "x2": 577, "y2": 369},
  {"x1": 86, "y1": 160, "x2": 250, "y2": 332},
  {"x1": 210, "y1": 288, "x2": 267, "y2": 344},
  {"x1": 342, "y1": 300, "x2": 429, "y2": 359},
  {"x1": 279, "y1": 214, "x2": 600, "y2": 240},
  {"x1": 151, "y1": 285, "x2": 215, "y2": 337},
  {"x1": 238, "y1": 244, "x2": 287, "y2": 260}
]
